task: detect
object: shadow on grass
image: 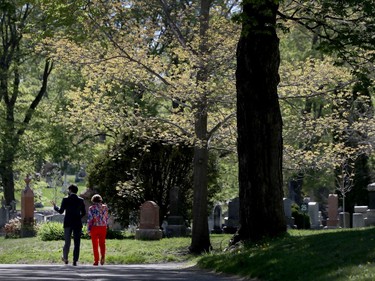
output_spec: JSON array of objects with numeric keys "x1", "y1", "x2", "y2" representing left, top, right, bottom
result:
[{"x1": 198, "y1": 228, "x2": 375, "y2": 281}]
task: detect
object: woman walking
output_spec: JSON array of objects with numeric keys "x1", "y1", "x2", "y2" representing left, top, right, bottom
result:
[{"x1": 87, "y1": 194, "x2": 109, "y2": 266}]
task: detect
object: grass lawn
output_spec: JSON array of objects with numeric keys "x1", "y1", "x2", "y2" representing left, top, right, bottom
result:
[
  {"x1": 2, "y1": 228, "x2": 375, "y2": 281},
  {"x1": 0, "y1": 233, "x2": 231, "y2": 265},
  {"x1": 199, "y1": 228, "x2": 375, "y2": 281}
]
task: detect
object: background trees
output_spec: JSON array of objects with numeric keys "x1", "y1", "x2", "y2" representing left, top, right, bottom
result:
[
  {"x1": 1, "y1": 0, "x2": 375, "y2": 252},
  {"x1": 45, "y1": 0, "x2": 239, "y2": 253},
  {"x1": 0, "y1": 1, "x2": 53, "y2": 205}
]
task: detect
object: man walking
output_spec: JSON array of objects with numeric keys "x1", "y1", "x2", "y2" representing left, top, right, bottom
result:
[{"x1": 52, "y1": 184, "x2": 86, "y2": 266}]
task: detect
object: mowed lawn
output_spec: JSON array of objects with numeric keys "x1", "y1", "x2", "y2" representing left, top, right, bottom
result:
[{"x1": 2, "y1": 228, "x2": 375, "y2": 281}]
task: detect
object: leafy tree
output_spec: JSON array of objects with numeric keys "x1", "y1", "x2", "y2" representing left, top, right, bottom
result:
[
  {"x1": 278, "y1": 1, "x2": 375, "y2": 211},
  {"x1": 0, "y1": 1, "x2": 53, "y2": 205},
  {"x1": 45, "y1": 0, "x2": 239, "y2": 253},
  {"x1": 87, "y1": 134, "x2": 195, "y2": 227}
]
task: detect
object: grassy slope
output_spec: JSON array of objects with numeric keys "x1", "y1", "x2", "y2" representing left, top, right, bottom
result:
[{"x1": 198, "y1": 228, "x2": 375, "y2": 281}]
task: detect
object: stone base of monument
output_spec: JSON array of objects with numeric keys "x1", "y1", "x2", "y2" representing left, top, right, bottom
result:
[
  {"x1": 21, "y1": 225, "x2": 36, "y2": 237},
  {"x1": 135, "y1": 228, "x2": 163, "y2": 240},
  {"x1": 166, "y1": 225, "x2": 187, "y2": 237},
  {"x1": 324, "y1": 218, "x2": 339, "y2": 229}
]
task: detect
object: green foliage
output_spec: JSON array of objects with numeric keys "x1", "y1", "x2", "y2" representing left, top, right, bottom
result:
[
  {"x1": 38, "y1": 222, "x2": 128, "y2": 241},
  {"x1": 291, "y1": 204, "x2": 310, "y2": 229},
  {"x1": 87, "y1": 133, "x2": 195, "y2": 227},
  {"x1": 38, "y1": 222, "x2": 65, "y2": 241}
]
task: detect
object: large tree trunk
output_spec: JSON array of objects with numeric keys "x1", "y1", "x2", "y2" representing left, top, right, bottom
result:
[
  {"x1": 189, "y1": 0, "x2": 211, "y2": 254},
  {"x1": 234, "y1": 0, "x2": 286, "y2": 243},
  {"x1": 190, "y1": 107, "x2": 210, "y2": 253}
]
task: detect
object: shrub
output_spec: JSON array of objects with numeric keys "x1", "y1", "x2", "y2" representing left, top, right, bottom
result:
[
  {"x1": 38, "y1": 222, "x2": 64, "y2": 241},
  {"x1": 38, "y1": 222, "x2": 127, "y2": 241},
  {"x1": 291, "y1": 204, "x2": 310, "y2": 229},
  {"x1": 4, "y1": 218, "x2": 21, "y2": 238}
]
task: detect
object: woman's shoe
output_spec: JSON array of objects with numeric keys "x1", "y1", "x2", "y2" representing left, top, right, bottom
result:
[
  {"x1": 100, "y1": 257, "x2": 105, "y2": 265},
  {"x1": 93, "y1": 262, "x2": 99, "y2": 266}
]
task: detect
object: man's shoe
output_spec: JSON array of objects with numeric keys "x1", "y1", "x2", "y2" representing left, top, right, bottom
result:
[
  {"x1": 61, "y1": 256, "x2": 68, "y2": 265},
  {"x1": 73, "y1": 261, "x2": 77, "y2": 266}
]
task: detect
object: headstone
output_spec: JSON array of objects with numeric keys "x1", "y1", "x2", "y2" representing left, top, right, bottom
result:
[
  {"x1": 354, "y1": 206, "x2": 367, "y2": 227},
  {"x1": 47, "y1": 214, "x2": 65, "y2": 223},
  {"x1": 0, "y1": 206, "x2": 7, "y2": 228},
  {"x1": 21, "y1": 175, "x2": 35, "y2": 237},
  {"x1": 366, "y1": 183, "x2": 375, "y2": 226},
  {"x1": 34, "y1": 213, "x2": 45, "y2": 224},
  {"x1": 283, "y1": 198, "x2": 295, "y2": 229},
  {"x1": 212, "y1": 205, "x2": 223, "y2": 234},
  {"x1": 223, "y1": 197, "x2": 239, "y2": 234},
  {"x1": 166, "y1": 187, "x2": 187, "y2": 237},
  {"x1": 135, "y1": 201, "x2": 162, "y2": 240},
  {"x1": 339, "y1": 212, "x2": 350, "y2": 228},
  {"x1": 308, "y1": 202, "x2": 321, "y2": 229},
  {"x1": 352, "y1": 213, "x2": 365, "y2": 228},
  {"x1": 325, "y1": 194, "x2": 339, "y2": 229}
]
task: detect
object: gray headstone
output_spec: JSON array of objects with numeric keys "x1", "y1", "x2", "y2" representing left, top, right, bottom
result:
[
  {"x1": 223, "y1": 197, "x2": 239, "y2": 234},
  {"x1": 308, "y1": 202, "x2": 321, "y2": 229},
  {"x1": 47, "y1": 214, "x2": 65, "y2": 223},
  {"x1": 283, "y1": 198, "x2": 292, "y2": 218},
  {"x1": 0, "y1": 206, "x2": 7, "y2": 227},
  {"x1": 212, "y1": 205, "x2": 223, "y2": 234},
  {"x1": 34, "y1": 213, "x2": 45, "y2": 224},
  {"x1": 352, "y1": 213, "x2": 365, "y2": 228}
]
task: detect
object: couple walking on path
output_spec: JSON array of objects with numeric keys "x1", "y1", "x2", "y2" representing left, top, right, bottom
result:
[{"x1": 52, "y1": 184, "x2": 109, "y2": 266}]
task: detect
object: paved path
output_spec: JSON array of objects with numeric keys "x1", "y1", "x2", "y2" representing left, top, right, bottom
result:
[{"x1": 0, "y1": 263, "x2": 250, "y2": 281}]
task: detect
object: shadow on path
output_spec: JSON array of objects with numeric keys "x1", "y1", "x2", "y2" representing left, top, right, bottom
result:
[{"x1": 0, "y1": 263, "x2": 250, "y2": 281}]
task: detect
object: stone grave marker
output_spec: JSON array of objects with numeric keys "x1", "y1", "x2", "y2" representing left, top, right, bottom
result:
[
  {"x1": 47, "y1": 214, "x2": 65, "y2": 223},
  {"x1": 212, "y1": 204, "x2": 223, "y2": 234},
  {"x1": 0, "y1": 206, "x2": 7, "y2": 228},
  {"x1": 308, "y1": 202, "x2": 322, "y2": 229},
  {"x1": 325, "y1": 194, "x2": 339, "y2": 229},
  {"x1": 135, "y1": 201, "x2": 162, "y2": 240},
  {"x1": 366, "y1": 183, "x2": 375, "y2": 226},
  {"x1": 223, "y1": 197, "x2": 239, "y2": 234},
  {"x1": 166, "y1": 187, "x2": 187, "y2": 237},
  {"x1": 21, "y1": 175, "x2": 35, "y2": 237},
  {"x1": 34, "y1": 213, "x2": 45, "y2": 224},
  {"x1": 283, "y1": 198, "x2": 295, "y2": 228}
]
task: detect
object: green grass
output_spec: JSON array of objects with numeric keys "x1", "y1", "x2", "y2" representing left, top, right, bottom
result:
[
  {"x1": 198, "y1": 228, "x2": 375, "y2": 281},
  {"x1": 0, "y1": 234, "x2": 231, "y2": 265},
  {"x1": 2, "y1": 228, "x2": 375, "y2": 281}
]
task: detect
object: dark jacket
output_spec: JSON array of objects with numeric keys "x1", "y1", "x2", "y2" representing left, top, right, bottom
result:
[{"x1": 54, "y1": 193, "x2": 86, "y2": 229}]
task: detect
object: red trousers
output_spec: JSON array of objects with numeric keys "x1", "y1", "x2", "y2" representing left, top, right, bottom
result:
[{"x1": 90, "y1": 226, "x2": 107, "y2": 263}]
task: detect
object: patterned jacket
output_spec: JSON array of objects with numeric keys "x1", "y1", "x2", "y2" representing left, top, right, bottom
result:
[{"x1": 87, "y1": 203, "x2": 109, "y2": 233}]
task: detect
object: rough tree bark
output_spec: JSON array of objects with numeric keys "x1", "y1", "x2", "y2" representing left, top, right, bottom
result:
[{"x1": 234, "y1": 0, "x2": 286, "y2": 243}]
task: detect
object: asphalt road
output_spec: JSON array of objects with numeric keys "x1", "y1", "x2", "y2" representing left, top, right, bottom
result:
[{"x1": 0, "y1": 263, "x2": 252, "y2": 281}]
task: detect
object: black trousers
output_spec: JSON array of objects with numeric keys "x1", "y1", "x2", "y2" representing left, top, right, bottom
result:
[{"x1": 63, "y1": 227, "x2": 82, "y2": 262}]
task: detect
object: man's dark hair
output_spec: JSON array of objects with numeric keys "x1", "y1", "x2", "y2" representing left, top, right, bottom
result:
[{"x1": 68, "y1": 184, "x2": 78, "y2": 194}]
